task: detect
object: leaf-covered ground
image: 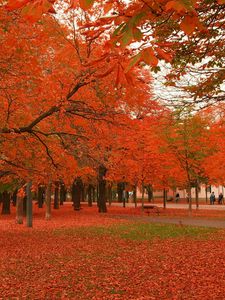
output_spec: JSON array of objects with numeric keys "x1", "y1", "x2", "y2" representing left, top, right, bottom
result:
[{"x1": 1, "y1": 205, "x2": 225, "y2": 299}]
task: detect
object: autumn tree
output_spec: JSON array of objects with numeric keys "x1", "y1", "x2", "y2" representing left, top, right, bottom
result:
[
  {"x1": 161, "y1": 111, "x2": 212, "y2": 212},
  {"x1": 7, "y1": 0, "x2": 224, "y2": 107},
  {"x1": 202, "y1": 105, "x2": 225, "y2": 186},
  {"x1": 1, "y1": 4, "x2": 163, "y2": 220}
]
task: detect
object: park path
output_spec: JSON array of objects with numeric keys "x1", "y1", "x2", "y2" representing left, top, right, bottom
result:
[
  {"x1": 80, "y1": 202, "x2": 225, "y2": 228},
  {"x1": 109, "y1": 202, "x2": 225, "y2": 228},
  {"x1": 109, "y1": 214, "x2": 225, "y2": 228},
  {"x1": 110, "y1": 202, "x2": 225, "y2": 210}
]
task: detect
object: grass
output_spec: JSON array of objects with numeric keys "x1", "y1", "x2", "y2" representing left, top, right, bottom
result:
[{"x1": 53, "y1": 222, "x2": 217, "y2": 241}]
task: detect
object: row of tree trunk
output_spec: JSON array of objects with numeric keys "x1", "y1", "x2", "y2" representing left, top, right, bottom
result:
[
  {"x1": 0, "y1": 180, "x2": 141, "y2": 216},
  {"x1": 0, "y1": 181, "x2": 201, "y2": 217}
]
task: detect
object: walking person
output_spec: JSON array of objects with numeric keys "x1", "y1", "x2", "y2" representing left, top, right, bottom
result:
[
  {"x1": 210, "y1": 192, "x2": 215, "y2": 205},
  {"x1": 218, "y1": 192, "x2": 223, "y2": 204},
  {"x1": 175, "y1": 192, "x2": 180, "y2": 203}
]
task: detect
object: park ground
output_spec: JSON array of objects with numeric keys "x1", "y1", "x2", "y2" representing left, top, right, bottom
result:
[{"x1": 1, "y1": 204, "x2": 225, "y2": 299}]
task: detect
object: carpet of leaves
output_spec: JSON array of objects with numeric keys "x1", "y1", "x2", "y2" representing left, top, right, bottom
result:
[{"x1": 1, "y1": 204, "x2": 225, "y2": 299}]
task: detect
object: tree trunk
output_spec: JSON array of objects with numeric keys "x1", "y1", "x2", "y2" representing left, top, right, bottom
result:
[
  {"x1": 187, "y1": 181, "x2": 192, "y2": 215},
  {"x1": 1, "y1": 191, "x2": 10, "y2": 215},
  {"x1": 12, "y1": 190, "x2": 17, "y2": 207},
  {"x1": 133, "y1": 186, "x2": 137, "y2": 208},
  {"x1": 87, "y1": 184, "x2": 93, "y2": 207},
  {"x1": 141, "y1": 183, "x2": 145, "y2": 211},
  {"x1": 60, "y1": 183, "x2": 66, "y2": 205},
  {"x1": 123, "y1": 189, "x2": 126, "y2": 208},
  {"x1": 108, "y1": 184, "x2": 112, "y2": 206},
  {"x1": 93, "y1": 186, "x2": 96, "y2": 202},
  {"x1": 125, "y1": 191, "x2": 129, "y2": 202},
  {"x1": 205, "y1": 185, "x2": 208, "y2": 204},
  {"x1": 96, "y1": 185, "x2": 99, "y2": 205},
  {"x1": 45, "y1": 182, "x2": 52, "y2": 220},
  {"x1": 53, "y1": 183, "x2": 59, "y2": 209},
  {"x1": 146, "y1": 185, "x2": 153, "y2": 202},
  {"x1": 26, "y1": 182, "x2": 33, "y2": 228},
  {"x1": 23, "y1": 195, "x2": 27, "y2": 217},
  {"x1": 117, "y1": 182, "x2": 124, "y2": 203},
  {"x1": 195, "y1": 184, "x2": 199, "y2": 209},
  {"x1": 81, "y1": 183, "x2": 85, "y2": 202},
  {"x1": 98, "y1": 165, "x2": 107, "y2": 213},
  {"x1": 16, "y1": 195, "x2": 23, "y2": 224},
  {"x1": 37, "y1": 186, "x2": 44, "y2": 208},
  {"x1": 72, "y1": 179, "x2": 82, "y2": 211},
  {"x1": 163, "y1": 188, "x2": 167, "y2": 209}
]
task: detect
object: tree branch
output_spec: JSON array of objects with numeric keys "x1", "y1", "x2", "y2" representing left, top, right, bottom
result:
[{"x1": 31, "y1": 132, "x2": 58, "y2": 168}]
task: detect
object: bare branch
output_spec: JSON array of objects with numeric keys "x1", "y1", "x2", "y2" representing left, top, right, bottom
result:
[{"x1": 31, "y1": 132, "x2": 58, "y2": 168}]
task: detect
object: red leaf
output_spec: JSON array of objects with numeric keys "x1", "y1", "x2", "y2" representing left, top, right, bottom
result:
[
  {"x1": 124, "y1": 52, "x2": 142, "y2": 73},
  {"x1": 141, "y1": 48, "x2": 158, "y2": 67},
  {"x1": 69, "y1": 0, "x2": 79, "y2": 9},
  {"x1": 155, "y1": 48, "x2": 173, "y2": 62},
  {"x1": 115, "y1": 64, "x2": 120, "y2": 87},
  {"x1": 165, "y1": 0, "x2": 188, "y2": 13},
  {"x1": 79, "y1": 0, "x2": 95, "y2": 10},
  {"x1": 6, "y1": 0, "x2": 30, "y2": 10},
  {"x1": 180, "y1": 15, "x2": 195, "y2": 35},
  {"x1": 21, "y1": 2, "x2": 43, "y2": 22},
  {"x1": 95, "y1": 64, "x2": 116, "y2": 78}
]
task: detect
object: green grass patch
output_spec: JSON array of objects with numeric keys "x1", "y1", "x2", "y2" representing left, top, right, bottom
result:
[
  {"x1": 53, "y1": 222, "x2": 217, "y2": 241},
  {"x1": 109, "y1": 288, "x2": 126, "y2": 295},
  {"x1": 110, "y1": 223, "x2": 217, "y2": 240}
]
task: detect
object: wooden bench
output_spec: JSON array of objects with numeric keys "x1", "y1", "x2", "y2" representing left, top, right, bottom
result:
[
  {"x1": 167, "y1": 197, "x2": 173, "y2": 202},
  {"x1": 143, "y1": 205, "x2": 160, "y2": 216}
]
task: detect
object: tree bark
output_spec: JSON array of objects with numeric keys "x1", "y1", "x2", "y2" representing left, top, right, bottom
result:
[
  {"x1": 26, "y1": 181, "x2": 33, "y2": 227},
  {"x1": 146, "y1": 185, "x2": 153, "y2": 202},
  {"x1": 125, "y1": 191, "x2": 129, "y2": 203},
  {"x1": 1, "y1": 191, "x2": 10, "y2": 215},
  {"x1": 81, "y1": 183, "x2": 85, "y2": 202},
  {"x1": 141, "y1": 183, "x2": 145, "y2": 211},
  {"x1": 60, "y1": 183, "x2": 66, "y2": 205},
  {"x1": 108, "y1": 184, "x2": 112, "y2": 206},
  {"x1": 123, "y1": 189, "x2": 126, "y2": 208},
  {"x1": 53, "y1": 183, "x2": 59, "y2": 209},
  {"x1": 87, "y1": 184, "x2": 93, "y2": 207},
  {"x1": 16, "y1": 195, "x2": 23, "y2": 224},
  {"x1": 98, "y1": 165, "x2": 107, "y2": 213},
  {"x1": 133, "y1": 186, "x2": 137, "y2": 208},
  {"x1": 195, "y1": 182, "x2": 199, "y2": 209},
  {"x1": 72, "y1": 178, "x2": 82, "y2": 211},
  {"x1": 205, "y1": 185, "x2": 208, "y2": 204},
  {"x1": 187, "y1": 181, "x2": 192, "y2": 215},
  {"x1": 163, "y1": 188, "x2": 167, "y2": 209},
  {"x1": 93, "y1": 186, "x2": 96, "y2": 202},
  {"x1": 45, "y1": 182, "x2": 52, "y2": 220},
  {"x1": 37, "y1": 186, "x2": 45, "y2": 208},
  {"x1": 117, "y1": 182, "x2": 124, "y2": 203},
  {"x1": 23, "y1": 195, "x2": 27, "y2": 217},
  {"x1": 96, "y1": 185, "x2": 99, "y2": 205},
  {"x1": 12, "y1": 190, "x2": 17, "y2": 207}
]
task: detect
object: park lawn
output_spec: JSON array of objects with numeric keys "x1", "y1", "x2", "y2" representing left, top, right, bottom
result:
[
  {"x1": 1, "y1": 208, "x2": 225, "y2": 300},
  {"x1": 53, "y1": 222, "x2": 217, "y2": 241}
]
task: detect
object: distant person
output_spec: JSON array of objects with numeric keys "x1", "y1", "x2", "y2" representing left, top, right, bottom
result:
[
  {"x1": 175, "y1": 193, "x2": 180, "y2": 203},
  {"x1": 210, "y1": 192, "x2": 215, "y2": 205},
  {"x1": 218, "y1": 193, "x2": 224, "y2": 205}
]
